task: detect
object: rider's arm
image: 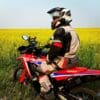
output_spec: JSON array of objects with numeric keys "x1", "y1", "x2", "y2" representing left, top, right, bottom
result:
[{"x1": 48, "y1": 28, "x2": 65, "y2": 62}]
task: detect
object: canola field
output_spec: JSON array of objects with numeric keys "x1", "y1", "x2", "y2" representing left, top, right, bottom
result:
[{"x1": 0, "y1": 28, "x2": 100, "y2": 99}]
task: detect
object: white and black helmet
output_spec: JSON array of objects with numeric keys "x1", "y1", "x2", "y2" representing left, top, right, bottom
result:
[{"x1": 47, "y1": 7, "x2": 72, "y2": 28}]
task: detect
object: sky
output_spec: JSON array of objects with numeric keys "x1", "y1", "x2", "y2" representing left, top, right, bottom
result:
[{"x1": 0, "y1": 0, "x2": 100, "y2": 28}]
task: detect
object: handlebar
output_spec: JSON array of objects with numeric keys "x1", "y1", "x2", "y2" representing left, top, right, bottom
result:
[{"x1": 18, "y1": 35, "x2": 51, "y2": 56}]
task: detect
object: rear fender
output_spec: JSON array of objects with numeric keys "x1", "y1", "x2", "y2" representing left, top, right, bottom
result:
[{"x1": 51, "y1": 67, "x2": 100, "y2": 81}]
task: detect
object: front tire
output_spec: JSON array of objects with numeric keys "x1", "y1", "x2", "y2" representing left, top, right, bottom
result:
[{"x1": 13, "y1": 67, "x2": 38, "y2": 99}]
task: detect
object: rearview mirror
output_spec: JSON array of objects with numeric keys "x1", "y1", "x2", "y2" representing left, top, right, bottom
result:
[{"x1": 22, "y1": 35, "x2": 29, "y2": 40}]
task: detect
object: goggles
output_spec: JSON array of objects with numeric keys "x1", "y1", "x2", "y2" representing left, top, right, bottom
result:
[
  {"x1": 50, "y1": 11, "x2": 60, "y2": 20},
  {"x1": 50, "y1": 11, "x2": 60, "y2": 17}
]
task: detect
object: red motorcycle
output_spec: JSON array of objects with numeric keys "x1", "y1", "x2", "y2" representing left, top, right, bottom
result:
[{"x1": 13, "y1": 35, "x2": 100, "y2": 100}]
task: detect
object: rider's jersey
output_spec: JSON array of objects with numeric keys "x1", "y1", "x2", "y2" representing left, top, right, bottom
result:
[{"x1": 48, "y1": 25, "x2": 79, "y2": 62}]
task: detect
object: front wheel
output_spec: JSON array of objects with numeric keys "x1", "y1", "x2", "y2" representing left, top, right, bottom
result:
[{"x1": 13, "y1": 67, "x2": 38, "y2": 99}]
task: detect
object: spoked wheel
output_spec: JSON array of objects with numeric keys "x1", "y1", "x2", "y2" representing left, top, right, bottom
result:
[
  {"x1": 13, "y1": 67, "x2": 37, "y2": 100},
  {"x1": 70, "y1": 87, "x2": 96, "y2": 100}
]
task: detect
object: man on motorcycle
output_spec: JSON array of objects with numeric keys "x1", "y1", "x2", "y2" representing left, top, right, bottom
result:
[{"x1": 38, "y1": 7, "x2": 80, "y2": 93}]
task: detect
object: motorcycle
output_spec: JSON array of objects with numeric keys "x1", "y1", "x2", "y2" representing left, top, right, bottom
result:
[{"x1": 13, "y1": 35, "x2": 100, "y2": 100}]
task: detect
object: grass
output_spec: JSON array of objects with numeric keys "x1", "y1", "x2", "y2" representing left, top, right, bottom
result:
[{"x1": 0, "y1": 28, "x2": 100, "y2": 99}]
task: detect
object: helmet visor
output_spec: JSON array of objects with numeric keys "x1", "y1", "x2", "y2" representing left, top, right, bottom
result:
[{"x1": 50, "y1": 11, "x2": 60, "y2": 17}]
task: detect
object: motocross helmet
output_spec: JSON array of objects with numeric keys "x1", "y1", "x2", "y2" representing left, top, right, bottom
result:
[{"x1": 47, "y1": 7, "x2": 72, "y2": 29}]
